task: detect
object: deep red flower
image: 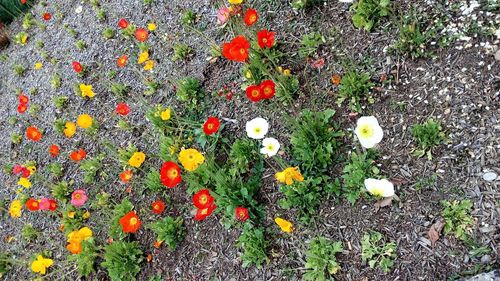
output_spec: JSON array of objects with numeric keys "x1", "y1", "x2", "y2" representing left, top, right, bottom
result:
[
  {"x1": 70, "y1": 149, "x2": 87, "y2": 162},
  {"x1": 49, "y1": 144, "x2": 60, "y2": 157},
  {"x1": 26, "y1": 126, "x2": 42, "y2": 141},
  {"x1": 203, "y1": 117, "x2": 220, "y2": 135},
  {"x1": 192, "y1": 189, "x2": 214, "y2": 209},
  {"x1": 72, "y1": 61, "x2": 83, "y2": 73},
  {"x1": 194, "y1": 203, "x2": 217, "y2": 221},
  {"x1": 135, "y1": 28, "x2": 149, "y2": 42},
  {"x1": 116, "y1": 103, "x2": 130, "y2": 116},
  {"x1": 21, "y1": 167, "x2": 31, "y2": 178},
  {"x1": 17, "y1": 104, "x2": 27, "y2": 113},
  {"x1": 257, "y1": 29, "x2": 275, "y2": 49},
  {"x1": 18, "y1": 94, "x2": 29, "y2": 105},
  {"x1": 243, "y1": 9, "x2": 258, "y2": 26},
  {"x1": 117, "y1": 55, "x2": 128, "y2": 68},
  {"x1": 42, "y1": 13, "x2": 51, "y2": 21},
  {"x1": 260, "y1": 80, "x2": 276, "y2": 99},
  {"x1": 235, "y1": 207, "x2": 249, "y2": 222},
  {"x1": 26, "y1": 199, "x2": 40, "y2": 211},
  {"x1": 48, "y1": 199, "x2": 58, "y2": 211},
  {"x1": 151, "y1": 200, "x2": 165, "y2": 214},
  {"x1": 245, "y1": 85, "x2": 262, "y2": 102},
  {"x1": 118, "y1": 18, "x2": 129, "y2": 29},
  {"x1": 119, "y1": 211, "x2": 142, "y2": 233},
  {"x1": 20, "y1": 0, "x2": 26, "y2": 4},
  {"x1": 222, "y1": 36, "x2": 250, "y2": 62},
  {"x1": 160, "y1": 161, "x2": 182, "y2": 188}
]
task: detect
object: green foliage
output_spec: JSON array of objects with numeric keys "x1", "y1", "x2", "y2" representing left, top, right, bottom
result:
[
  {"x1": 79, "y1": 154, "x2": 105, "y2": 184},
  {"x1": 110, "y1": 82, "x2": 130, "y2": 98},
  {"x1": 143, "y1": 168, "x2": 163, "y2": 193},
  {"x1": 341, "y1": 151, "x2": 379, "y2": 204},
  {"x1": 290, "y1": 109, "x2": 343, "y2": 176},
  {"x1": 46, "y1": 162, "x2": 63, "y2": 178},
  {"x1": 101, "y1": 241, "x2": 143, "y2": 281},
  {"x1": 96, "y1": 9, "x2": 106, "y2": 21},
  {"x1": 176, "y1": 77, "x2": 204, "y2": 110},
  {"x1": 108, "y1": 198, "x2": 134, "y2": 239},
  {"x1": 228, "y1": 139, "x2": 260, "y2": 177},
  {"x1": 61, "y1": 206, "x2": 87, "y2": 235},
  {"x1": 51, "y1": 181, "x2": 70, "y2": 203},
  {"x1": 299, "y1": 32, "x2": 325, "y2": 58},
  {"x1": 413, "y1": 174, "x2": 437, "y2": 192},
  {"x1": 172, "y1": 43, "x2": 193, "y2": 61},
  {"x1": 393, "y1": 11, "x2": 434, "y2": 58},
  {"x1": 181, "y1": 10, "x2": 197, "y2": 25},
  {"x1": 51, "y1": 73, "x2": 61, "y2": 89},
  {"x1": 337, "y1": 71, "x2": 374, "y2": 112},
  {"x1": 303, "y1": 237, "x2": 343, "y2": 281},
  {"x1": 11, "y1": 133, "x2": 22, "y2": 144},
  {"x1": 0, "y1": 252, "x2": 12, "y2": 277},
  {"x1": 291, "y1": 0, "x2": 322, "y2": 9},
  {"x1": 75, "y1": 40, "x2": 87, "y2": 50},
  {"x1": 12, "y1": 63, "x2": 26, "y2": 76},
  {"x1": 52, "y1": 96, "x2": 68, "y2": 109},
  {"x1": 103, "y1": 28, "x2": 115, "y2": 39},
  {"x1": 14, "y1": 32, "x2": 28, "y2": 45},
  {"x1": 441, "y1": 200, "x2": 474, "y2": 241},
  {"x1": 236, "y1": 224, "x2": 269, "y2": 268},
  {"x1": 351, "y1": 0, "x2": 391, "y2": 32},
  {"x1": 146, "y1": 105, "x2": 171, "y2": 132},
  {"x1": 361, "y1": 231, "x2": 397, "y2": 272},
  {"x1": 68, "y1": 239, "x2": 98, "y2": 277},
  {"x1": 149, "y1": 216, "x2": 186, "y2": 250},
  {"x1": 22, "y1": 13, "x2": 35, "y2": 30},
  {"x1": 21, "y1": 224, "x2": 39, "y2": 242},
  {"x1": 117, "y1": 144, "x2": 138, "y2": 165},
  {"x1": 143, "y1": 79, "x2": 161, "y2": 96},
  {"x1": 411, "y1": 119, "x2": 446, "y2": 159}
]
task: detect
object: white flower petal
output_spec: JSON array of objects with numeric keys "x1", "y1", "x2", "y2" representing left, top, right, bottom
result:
[
  {"x1": 260, "y1": 137, "x2": 280, "y2": 157},
  {"x1": 246, "y1": 117, "x2": 269, "y2": 139},
  {"x1": 364, "y1": 178, "x2": 394, "y2": 197},
  {"x1": 355, "y1": 116, "x2": 383, "y2": 149}
]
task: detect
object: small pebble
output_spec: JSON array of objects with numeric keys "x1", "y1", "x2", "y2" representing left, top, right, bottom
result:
[{"x1": 482, "y1": 172, "x2": 497, "y2": 182}]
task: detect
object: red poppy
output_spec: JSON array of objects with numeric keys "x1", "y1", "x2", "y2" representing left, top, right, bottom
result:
[
  {"x1": 72, "y1": 61, "x2": 83, "y2": 73},
  {"x1": 14, "y1": 166, "x2": 30, "y2": 178},
  {"x1": 192, "y1": 189, "x2": 214, "y2": 209},
  {"x1": 70, "y1": 149, "x2": 87, "y2": 162},
  {"x1": 235, "y1": 207, "x2": 249, "y2": 222},
  {"x1": 222, "y1": 36, "x2": 250, "y2": 62},
  {"x1": 203, "y1": 117, "x2": 220, "y2": 135},
  {"x1": 117, "y1": 55, "x2": 128, "y2": 68},
  {"x1": 260, "y1": 80, "x2": 276, "y2": 99},
  {"x1": 12, "y1": 164, "x2": 23, "y2": 175},
  {"x1": 118, "y1": 18, "x2": 129, "y2": 29},
  {"x1": 17, "y1": 104, "x2": 27, "y2": 113},
  {"x1": 119, "y1": 211, "x2": 142, "y2": 233},
  {"x1": 257, "y1": 29, "x2": 275, "y2": 49},
  {"x1": 26, "y1": 199, "x2": 40, "y2": 211},
  {"x1": 243, "y1": 9, "x2": 258, "y2": 26},
  {"x1": 49, "y1": 144, "x2": 60, "y2": 157},
  {"x1": 18, "y1": 94, "x2": 29, "y2": 104},
  {"x1": 116, "y1": 103, "x2": 130, "y2": 116},
  {"x1": 194, "y1": 203, "x2": 217, "y2": 221},
  {"x1": 151, "y1": 200, "x2": 165, "y2": 214},
  {"x1": 26, "y1": 126, "x2": 42, "y2": 141},
  {"x1": 245, "y1": 85, "x2": 262, "y2": 102},
  {"x1": 48, "y1": 199, "x2": 58, "y2": 211},
  {"x1": 135, "y1": 28, "x2": 149, "y2": 42},
  {"x1": 20, "y1": 0, "x2": 26, "y2": 4},
  {"x1": 160, "y1": 161, "x2": 182, "y2": 188},
  {"x1": 42, "y1": 13, "x2": 51, "y2": 21},
  {"x1": 119, "y1": 170, "x2": 133, "y2": 183}
]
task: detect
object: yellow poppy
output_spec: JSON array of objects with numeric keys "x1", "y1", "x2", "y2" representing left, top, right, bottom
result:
[
  {"x1": 161, "y1": 108, "x2": 171, "y2": 121},
  {"x1": 9, "y1": 200, "x2": 22, "y2": 218},
  {"x1": 31, "y1": 255, "x2": 53, "y2": 275},
  {"x1": 128, "y1": 152, "x2": 146, "y2": 168},
  {"x1": 275, "y1": 217, "x2": 293, "y2": 233},
  {"x1": 147, "y1": 23, "x2": 157, "y2": 31},
  {"x1": 228, "y1": 0, "x2": 243, "y2": 4},
  {"x1": 34, "y1": 62, "x2": 43, "y2": 69},
  {"x1": 18, "y1": 177, "x2": 32, "y2": 188},
  {"x1": 178, "y1": 148, "x2": 205, "y2": 172},
  {"x1": 64, "y1": 121, "x2": 77, "y2": 138},
  {"x1": 275, "y1": 167, "x2": 304, "y2": 185},
  {"x1": 143, "y1": 60, "x2": 154, "y2": 70},
  {"x1": 76, "y1": 114, "x2": 93, "y2": 129},
  {"x1": 137, "y1": 51, "x2": 149, "y2": 64},
  {"x1": 79, "y1": 84, "x2": 95, "y2": 98}
]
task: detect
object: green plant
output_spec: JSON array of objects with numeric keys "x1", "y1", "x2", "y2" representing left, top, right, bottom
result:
[
  {"x1": 176, "y1": 77, "x2": 204, "y2": 110},
  {"x1": 143, "y1": 79, "x2": 161, "y2": 95},
  {"x1": 299, "y1": 32, "x2": 325, "y2": 58},
  {"x1": 341, "y1": 151, "x2": 379, "y2": 204},
  {"x1": 110, "y1": 82, "x2": 130, "y2": 98},
  {"x1": 181, "y1": 9, "x2": 197, "y2": 25},
  {"x1": 351, "y1": 0, "x2": 391, "y2": 32},
  {"x1": 149, "y1": 216, "x2": 186, "y2": 250},
  {"x1": 291, "y1": 0, "x2": 322, "y2": 9},
  {"x1": 21, "y1": 224, "x2": 39, "y2": 242},
  {"x1": 172, "y1": 43, "x2": 193, "y2": 61},
  {"x1": 108, "y1": 199, "x2": 133, "y2": 239},
  {"x1": 303, "y1": 237, "x2": 343, "y2": 281},
  {"x1": 413, "y1": 174, "x2": 437, "y2": 192},
  {"x1": 75, "y1": 40, "x2": 87, "y2": 50},
  {"x1": 411, "y1": 119, "x2": 446, "y2": 159},
  {"x1": 68, "y1": 239, "x2": 98, "y2": 277},
  {"x1": 0, "y1": 252, "x2": 12, "y2": 276},
  {"x1": 392, "y1": 11, "x2": 435, "y2": 58},
  {"x1": 236, "y1": 224, "x2": 269, "y2": 268},
  {"x1": 51, "y1": 181, "x2": 70, "y2": 203},
  {"x1": 441, "y1": 200, "x2": 474, "y2": 241},
  {"x1": 11, "y1": 133, "x2": 22, "y2": 144},
  {"x1": 337, "y1": 71, "x2": 374, "y2": 112},
  {"x1": 14, "y1": 32, "x2": 28, "y2": 45},
  {"x1": 52, "y1": 96, "x2": 68, "y2": 109},
  {"x1": 103, "y1": 28, "x2": 115, "y2": 39},
  {"x1": 46, "y1": 162, "x2": 64, "y2": 178},
  {"x1": 79, "y1": 154, "x2": 104, "y2": 184},
  {"x1": 290, "y1": 109, "x2": 343, "y2": 176},
  {"x1": 361, "y1": 231, "x2": 397, "y2": 272},
  {"x1": 96, "y1": 9, "x2": 106, "y2": 21},
  {"x1": 228, "y1": 139, "x2": 260, "y2": 177},
  {"x1": 101, "y1": 241, "x2": 143, "y2": 281},
  {"x1": 22, "y1": 13, "x2": 34, "y2": 29},
  {"x1": 143, "y1": 168, "x2": 163, "y2": 193},
  {"x1": 51, "y1": 73, "x2": 61, "y2": 89},
  {"x1": 12, "y1": 64, "x2": 26, "y2": 76}
]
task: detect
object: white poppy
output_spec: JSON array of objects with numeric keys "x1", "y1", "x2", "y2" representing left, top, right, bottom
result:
[
  {"x1": 260, "y1": 138, "x2": 280, "y2": 157},
  {"x1": 355, "y1": 116, "x2": 384, "y2": 148},
  {"x1": 75, "y1": 5, "x2": 83, "y2": 13},
  {"x1": 246, "y1": 117, "x2": 269, "y2": 139},
  {"x1": 364, "y1": 178, "x2": 394, "y2": 197}
]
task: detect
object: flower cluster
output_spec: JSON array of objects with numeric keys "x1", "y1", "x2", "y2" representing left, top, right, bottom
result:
[{"x1": 193, "y1": 189, "x2": 217, "y2": 221}]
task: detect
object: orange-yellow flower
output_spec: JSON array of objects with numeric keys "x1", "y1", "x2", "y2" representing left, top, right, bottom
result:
[{"x1": 275, "y1": 167, "x2": 304, "y2": 185}]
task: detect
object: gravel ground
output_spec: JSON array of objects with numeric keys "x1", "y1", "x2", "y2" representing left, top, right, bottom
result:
[{"x1": 0, "y1": 0, "x2": 498, "y2": 280}]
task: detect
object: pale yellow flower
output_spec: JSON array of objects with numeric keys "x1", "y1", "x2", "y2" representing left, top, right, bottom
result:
[{"x1": 147, "y1": 22, "x2": 157, "y2": 31}]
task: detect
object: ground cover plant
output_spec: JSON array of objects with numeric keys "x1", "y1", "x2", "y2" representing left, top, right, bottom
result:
[{"x1": 0, "y1": 0, "x2": 498, "y2": 280}]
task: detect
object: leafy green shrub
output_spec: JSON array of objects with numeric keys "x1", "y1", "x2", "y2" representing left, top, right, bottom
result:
[
  {"x1": 80, "y1": 154, "x2": 104, "y2": 184},
  {"x1": 149, "y1": 216, "x2": 186, "y2": 250},
  {"x1": 351, "y1": 0, "x2": 391, "y2": 32},
  {"x1": 103, "y1": 28, "x2": 115, "y2": 39},
  {"x1": 303, "y1": 237, "x2": 343, "y2": 281},
  {"x1": 290, "y1": 109, "x2": 343, "y2": 176},
  {"x1": 181, "y1": 10, "x2": 197, "y2": 25},
  {"x1": 52, "y1": 96, "x2": 68, "y2": 109},
  {"x1": 337, "y1": 71, "x2": 374, "y2": 112},
  {"x1": 143, "y1": 168, "x2": 163, "y2": 193},
  {"x1": 176, "y1": 77, "x2": 204, "y2": 110},
  {"x1": 361, "y1": 231, "x2": 397, "y2": 272},
  {"x1": 101, "y1": 241, "x2": 143, "y2": 281},
  {"x1": 172, "y1": 43, "x2": 193, "y2": 61},
  {"x1": 0, "y1": 252, "x2": 12, "y2": 277},
  {"x1": 108, "y1": 199, "x2": 133, "y2": 239},
  {"x1": 441, "y1": 200, "x2": 474, "y2": 241},
  {"x1": 291, "y1": 0, "x2": 322, "y2": 9},
  {"x1": 228, "y1": 139, "x2": 260, "y2": 177},
  {"x1": 299, "y1": 32, "x2": 325, "y2": 58},
  {"x1": 68, "y1": 239, "x2": 98, "y2": 277},
  {"x1": 75, "y1": 40, "x2": 87, "y2": 50},
  {"x1": 46, "y1": 162, "x2": 64, "y2": 178},
  {"x1": 236, "y1": 224, "x2": 269, "y2": 268},
  {"x1": 341, "y1": 151, "x2": 379, "y2": 204},
  {"x1": 21, "y1": 224, "x2": 39, "y2": 242},
  {"x1": 51, "y1": 181, "x2": 70, "y2": 203},
  {"x1": 12, "y1": 64, "x2": 26, "y2": 76},
  {"x1": 393, "y1": 11, "x2": 434, "y2": 58},
  {"x1": 110, "y1": 82, "x2": 130, "y2": 98},
  {"x1": 411, "y1": 119, "x2": 446, "y2": 159}
]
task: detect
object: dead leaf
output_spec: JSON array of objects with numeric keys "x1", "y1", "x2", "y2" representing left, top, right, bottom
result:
[
  {"x1": 374, "y1": 196, "x2": 394, "y2": 212},
  {"x1": 428, "y1": 219, "x2": 445, "y2": 247}
]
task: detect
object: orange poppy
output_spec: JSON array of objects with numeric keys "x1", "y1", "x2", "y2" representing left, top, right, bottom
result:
[
  {"x1": 331, "y1": 74, "x2": 341, "y2": 85},
  {"x1": 70, "y1": 149, "x2": 87, "y2": 162},
  {"x1": 66, "y1": 242, "x2": 82, "y2": 254},
  {"x1": 243, "y1": 9, "x2": 258, "y2": 26},
  {"x1": 260, "y1": 80, "x2": 276, "y2": 99},
  {"x1": 119, "y1": 170, "x2": 133, "y2": 183},
  {"x1": 257, "y1": 29, "x2": 275, "y2": 49},
  {"x1": 117, "y1": 55, "x2": 128, "y2": 68},
  {"x1": 235, "y1": 207, "x2": 249, "y2": 222},
  {"x1": 49, "y1": 144, "x2": 60, "y2": 157},
  {"x1": 119, "y1": 211, "x2": 142, "y2": 233},
  {"x1": 194, "y1": 203, "x2": 216, "y2": 221},
  {"x1": 151, "y1": 200, "x2": 165, "y2": 214},
  {"x1": 222, "y1": 36, "x2": 250, "y2": 62},
  {"x1": 245, "y1": 85, "x2": 262, "y2": 102},
  {"x1": 203, "y1": 117, "x2": 220, "y2": 135},
  {"x1": 160, "y1": 161, "x2": 182, "y2": 188},
  {"x1": 135, "y1": 28, "x2": 149, "y2": 42},
  {"x1": 26, "y1": 199, "x2": 40, "y2": 211},
  {"x1": 192, "y1": 189, "x2": 214, "y2": 209},
  {"x1": 17, "y1": 104, "x2": 27, "y2": 113},
  {"x1": 26, "y1": 126, "x2": 42, "y2": 141},
  {"x1": 18, "y1": 94, "x2": 29, "y2": 104}
]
